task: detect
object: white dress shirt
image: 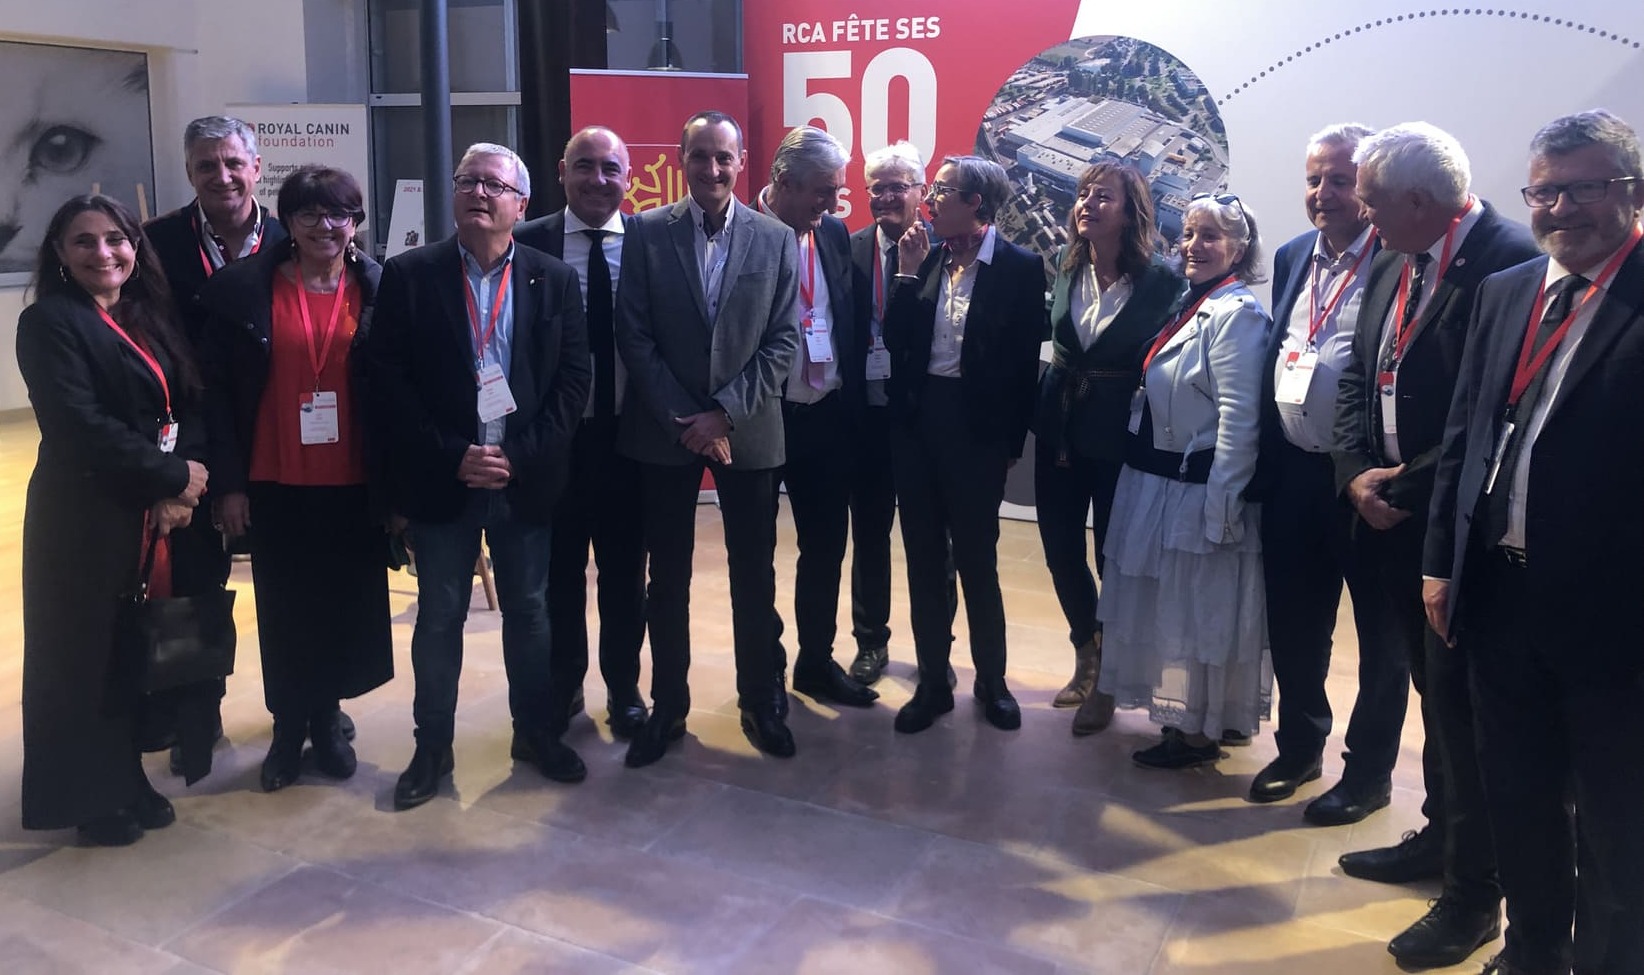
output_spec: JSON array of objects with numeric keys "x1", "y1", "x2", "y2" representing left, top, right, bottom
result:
[
  {"x1": 929, "y1": 225, "x2": 998, "y2": 378},
  {"x1": 1070, "y1": 264, "x2": 1133, "y2": 351},
  {"x1": 1275, "y1": 225, "x2": 1374, "y2": 452}
]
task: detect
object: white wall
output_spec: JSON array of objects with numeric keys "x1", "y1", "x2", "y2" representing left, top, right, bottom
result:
[{"x1": 0, "y1": 0, "x2": 311, "y2": 410}]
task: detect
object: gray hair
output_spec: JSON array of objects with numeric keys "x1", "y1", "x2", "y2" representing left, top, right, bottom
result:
[
  {"x1": 184, "y1": 115, "x2": 258, "y2": 158},
  {"x1": 456, "y1": 142, "x2": 532, "y2": 198},
  {"x1": 939, "y1": 154, "x2": 1011, "y2": 223},
  {"x1": 864, "y1": 141, "x2": 927, "y2": 185},
  {"x1": 1306, "y1": 122, "x2": 1375, "y2": 159},
  {"x1": 1182, "y1": 195, "x2": 1267, "y2": 285},
  {"x1": 770, "y1": 126, "x2": 849, "y2": 185},
  {"x1": 1353, "y1": 122, "x2": 1471, "y2": 209},
  {"x1": 1529, "y1": 109, "x2": 1642, "y2": 178}
]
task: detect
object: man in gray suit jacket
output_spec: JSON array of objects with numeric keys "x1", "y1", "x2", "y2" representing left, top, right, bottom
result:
[{"x1": 615, "y1": 111, "x2": 801, "y2": 767}]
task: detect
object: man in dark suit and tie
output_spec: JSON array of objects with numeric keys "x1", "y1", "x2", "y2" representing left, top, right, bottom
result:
[
  {"x1": 1251, "y1": 123, "x2": 1404, "y2": 814},
  {"x1": 1424, "y1": 109, "x2": 1644, "y2": 975},
  {"x1": 514, "y1": 126, "x2": 649, "y2": 742},
  {"x1": 615, "y1": 111, "x2": 801, "y2": 766},
  {"x1": 369, "y1": 143, "x2": 591, "y2": 809},
  {"x1": 1331, "y1": 123, "x2": 1538, "y2": 970},
  {"x1": 756, "y1": 125, "x2": 878, "y2": 711}
]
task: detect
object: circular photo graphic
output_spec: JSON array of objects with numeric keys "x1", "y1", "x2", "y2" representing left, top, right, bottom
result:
[{"x1": 976, "y1": 35, "x2": 1229, "y2": 270}]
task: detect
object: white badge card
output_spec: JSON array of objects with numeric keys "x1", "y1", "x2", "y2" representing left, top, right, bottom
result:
[
  {"x1": 476, "y1": 363, "x2": 518, "y2": 423},
  {"x1": 1483, "y1": 419, "x2": 1516, "y2": 496},
  {"x1": 1127, "y1": 385, "x2": 1146, "y2": 435},
  {"x1": 1275, "y1": 350, "x2": 1318, "y2": 405},
  {"x1": 865, "y1": 336, "x2": 891, "y2": 380},
  {"x1": 1377, "y1": 370, "x2": 1399, "y2": 455},
  {"x1": 157, "y1": 422, "x2": 178, "y2": 454},
  {"x1": 299, "y1": 390, "x2": 341, "y2": 445},
  {"x1": 803, "y1": 312, "x2": 835, "y2": 363}
]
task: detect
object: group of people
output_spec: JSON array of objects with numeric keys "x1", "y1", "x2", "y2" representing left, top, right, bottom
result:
[{"x1": 15, "y1": 102, "x2": 1642, "y2": 975}]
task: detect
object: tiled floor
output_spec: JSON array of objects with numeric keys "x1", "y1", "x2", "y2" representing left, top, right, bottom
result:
[{"x1": 0, "y1": 413, "x2": 1498, "y2": 973}]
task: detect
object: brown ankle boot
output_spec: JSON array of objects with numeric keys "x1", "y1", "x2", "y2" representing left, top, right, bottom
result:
[
  {"x1": 1053, "y1": 635, "x2": 1099, "y2": 708},
  {"x1": 1070, "y1": 632, "x2": 1115, "y2": 735}
]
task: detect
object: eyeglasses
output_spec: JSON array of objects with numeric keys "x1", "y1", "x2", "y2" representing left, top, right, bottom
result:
[
  {"x1": 453, "y1": 174, "x2": 523, "y2": 198},
  {"x1": 926, "y1": 180, "x2": 969, "y2": 199},
  {"x1": 1520, "y1": 176, "x2": 1639, "y2": 208},
  {"x1": 867, "y1": 182, "x2": 919, "y2": 198},
  {"x1": 290, "y1": 208, "x2": 360, "y2": 229}
]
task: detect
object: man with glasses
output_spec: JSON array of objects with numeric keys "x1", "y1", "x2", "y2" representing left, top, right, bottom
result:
[
  {"x1": 1331, "y1": 123, "x2": 1537, "y2": 971},
  {"x1": 369, "y1": 142, "x2": 591, "y2": 809},
  {"x1": 1423, "y1": 109, "x2": 1644, "y2": 975}
]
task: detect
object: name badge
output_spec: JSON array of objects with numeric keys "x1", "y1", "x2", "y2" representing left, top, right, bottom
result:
[
  {"x1": 1127, "y1": 385, "x2": 1146, "y2": 435},
  {"x1": 865, "y1": 335, "x2": 891, "y2": 380},
  {"x1": 1377, "y1": 369, "x2": 1399, "y2": 451},
  {"x1": 476, "y1": 362, "x2": 518, "y2": 423},
  {"x1": 803, "y1": 312, "x2": 835, "y2": 364},
  {"x1": 299, "y1": 390, "x2": 340, "y2": 445},
  {"x1": 1484, "y1": 418, "x2": 1516, "y2": 496},
  {"x1": 158, "y1": 422, "x2": 178, "y2": 454},
  {"x1": 1275, "y1": 350, "x2": 1318, "y2": 405}
]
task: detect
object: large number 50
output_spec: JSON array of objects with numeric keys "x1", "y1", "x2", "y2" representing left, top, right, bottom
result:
[{"x1": 783, "y1": 48, "x2": 938, "y2": 163}]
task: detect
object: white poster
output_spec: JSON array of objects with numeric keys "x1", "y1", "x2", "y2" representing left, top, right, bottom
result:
[
  {"x1": 383, "y1": 179, "x2": 426, "y2": 259},
  {"x1": 228, "y1": 103, "x2": 371, "y2": 229}
]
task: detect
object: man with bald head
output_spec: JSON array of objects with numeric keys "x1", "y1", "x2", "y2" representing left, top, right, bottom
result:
[{"x1": 516, "y1": 127, "x2": 649, "y2": 742}]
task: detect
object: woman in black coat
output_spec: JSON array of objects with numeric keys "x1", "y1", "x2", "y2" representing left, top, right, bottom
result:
[
  {"x1": 16, "y1": 194, "x2": 210, "y2": 845},
  {"x1": 1032, "y1": 162, "x2": 1185, "y2": 736},
  {"x1": 198, "y1": 166, "x2": 392, "y2": 792}
]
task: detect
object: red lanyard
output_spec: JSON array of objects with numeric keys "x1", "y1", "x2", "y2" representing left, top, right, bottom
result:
[
  {"x1": 97, "y1": 306, "x2": 172, "y2": 421},
  {"x1": 1144, "y1": 275, "x2": 1235, "y2": 371},
  {"x1": 1507, "y1": 223, "x2": 1642, "y2": 407},
  {"x1": 1390, "y1": 200, "x2": 1472, "y2": 362},
  {"x1": 462, "y1": 257, "x2": 513, "y2": 367},
  {"x1": 798, "y1": 232, "x2": 818, "y2": 314},
  {"x1": 296, "y1": 272, "x2": 351, "y2": 389},
  {"x1": 1305, "y1": 233, "x2": 1376, "y2": 347}
]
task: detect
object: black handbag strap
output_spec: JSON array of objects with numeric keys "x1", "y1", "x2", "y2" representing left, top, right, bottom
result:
[{"x1": 132, "y1": 526, "x2": 162, "y2": 601}]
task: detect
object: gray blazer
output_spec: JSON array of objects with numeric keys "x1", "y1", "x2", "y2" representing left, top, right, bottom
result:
[{"x1": 615, "y1": 197, "x2": 800, "y2": 469}]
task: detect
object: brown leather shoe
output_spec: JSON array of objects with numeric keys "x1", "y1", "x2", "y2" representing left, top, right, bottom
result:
[{"x1": 1053, "y1": 634, "x2": 1100, "y2": 708}]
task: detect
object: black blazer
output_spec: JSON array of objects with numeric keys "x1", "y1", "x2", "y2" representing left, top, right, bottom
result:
[
  {"x1": 882, "y1": 232, "x2": 1048, "y2": 458},
  {"x1": 850, "y1": 221, "x2": 932, "y2": 408},
  {"x1": 1331, "y1": 203, "x2": 1538, "y2": 512},
  {"x1": 196, "y1": 243, "x2": 383, "y2": 497},
  {"x1": 1424, "y1": 247, "x2": 1644, "y2": 682},
  {"x1": 145, "y1": 203, "x2": 289, "y2": 347},
  {"x1": 809, "y1": 213, "x2": 863, "y2": 407},
  {"x1": 366, "y1": 237, "x2": 591, "y2": 524},
  {"x1": 1032, "y1": 255, "x2": 1184, "y2": 463}
]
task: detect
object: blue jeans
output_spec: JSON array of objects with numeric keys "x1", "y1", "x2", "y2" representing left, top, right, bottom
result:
[{"x1": 409, "y1": 491, "x2": 553, "y2": 745}]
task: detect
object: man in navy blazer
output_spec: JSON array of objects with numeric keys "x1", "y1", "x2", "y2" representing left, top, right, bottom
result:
[
  {"x1": 1251, "y1": 124, "x2": 1404, "y2": 822},
  {"x1": 514, "y1": 126, "x2": 649, "y2": 743},
  {"x1": 615, "y1": 112, "x2": 801, "y2": 767},
  {"x1": 1424, "y1": 110, "x2": 1644, "y2": 975},
  {"x1": 370, "y1": 143, "x2": 591, "y2": 809},
  {"x1": 1330, "y1": 123, "x2": 1538, "y2": 971}
]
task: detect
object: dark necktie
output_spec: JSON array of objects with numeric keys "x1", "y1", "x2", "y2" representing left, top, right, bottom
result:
[
  {"x1": 1398, "y1": 252, "x2": 1432, "y2": 338},
  {"x1": 585, "y1": 228, "x2": 615, "y2": 419},
  {"x1": 1482, "y1": 273, "x2": 1588, "y2": 544}
]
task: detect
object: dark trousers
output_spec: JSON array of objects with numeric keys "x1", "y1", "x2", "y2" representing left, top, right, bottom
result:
[
  {"x1": 775, "y1": 393, "x2": 852, "y2": 670},
  {"x1": 892, "y1": 377, "x2": 1010, "y2": 685},
  {"x1": 1351, "y1": 515, "x2": 1497, "y2": 908},
  {"x1": 1261, "y1": 440, "x2": 1409, "y2": 776},
  {"x1": 1033, "y1": 438, "x2": 1123, "y2": 649},
  {"x1": 642, "y1": 460, "x2": 778, "y2": 714},
  {"x1": 409, "y1": 491, "x2": 553, "y2": 745},
  {"x1": 546, "y1": 417, "x2": 646, "y2": 729},
  {"x1": 1465, "y1": 550, "x2": 1644, "y2": 975},
  {"x1": 848, "y1": 405, "x2": 897, "y2": 652}
]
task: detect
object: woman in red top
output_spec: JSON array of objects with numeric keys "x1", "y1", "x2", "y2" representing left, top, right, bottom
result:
[{"x1": 199, "y1": 166, "x2": 392, "y2": 792}]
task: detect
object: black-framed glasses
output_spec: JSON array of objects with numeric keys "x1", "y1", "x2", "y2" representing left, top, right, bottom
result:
[
  {"x1": 867, "y1": 182, "x2": 919, "y2": 198},
  {"x1": 1520, "y1": 176, "x2": 1640, "y2": 208},
  {"x1": 291, "y1": 208, "x2": 361, "y2": 229},
  {"x1": 453, "y1": 174, "x2": 523, "y2": 198},
  {"x1": 1191, "y1": 191, "x2": 1250, "y2": 227}
]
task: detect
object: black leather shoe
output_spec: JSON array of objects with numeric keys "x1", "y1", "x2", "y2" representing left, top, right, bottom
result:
[
  {"x1": 309, "y1": 708, "x2": 358, "y2": 780},
  {"x1": 1387, "y1": 895, "x2": 1501, "y2": 969},
  {"x1": 793, "y1": 660, "x2": 879, "y2": 708},
  {"x1": 624, "y1": 711, "x2": 688, "y2": 769},
  {"x1": 972, "y1": 677, "x2": 1021, "y2": 730},
  {"x1": 131, "y1": 787, "x2": 175, "y2": 830},
  {"x1": 1305, "y1": 777, "x2": 1392, "y2": 826},
  {"x1": 78, "y1": 811, "x2": 143, "y2": 847},
  {"x1": 1247, "y1": 752, "x2": 1324, "y2": 803},
  {"x1": 849, "y1": 645, "x2": 889, "y2": 685},
  {"x1": 1133, "y1": 734, "x2": 1221, "y2": 769},
  {"x1": 606, "y1": 693, "x2": 649, "y2": 740},
  {"x1": 511, "y1": 729, "x2": 588, "y2": 783},
  {"x1": 393, "y1": 742, "x2": 455, "y2": 810},
  {"x1": 894, "y1": 684, "x2": 955, "y2": 734},
  {"x1": 1339, "y1": 826, "x2": 1444, "y2": 883},
  {"x1": 770, "y1": 671, "x2": 791, "y2": 719},
  {"x1": 739, "y1": 708, "x2": 797, "y2": 758},
  {"x1": 261, "y1": 720, "x2": 306, "y2": 792},
  {"x1": 338, "y1": 710, "x2": 356, "y2": 742}
]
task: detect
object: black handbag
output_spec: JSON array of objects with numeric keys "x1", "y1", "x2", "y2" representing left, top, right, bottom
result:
[{"x1": 116, "y1": 533, "x2": 238, "y2": 693}]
